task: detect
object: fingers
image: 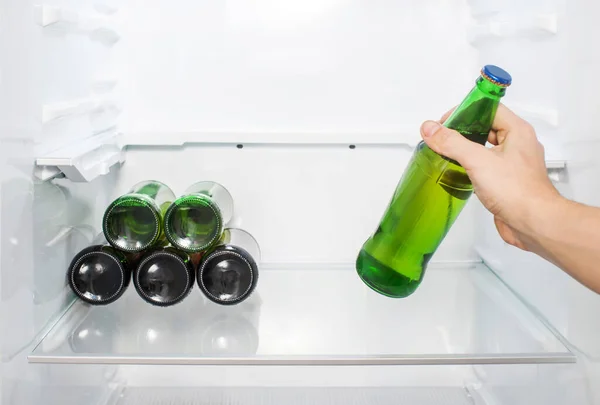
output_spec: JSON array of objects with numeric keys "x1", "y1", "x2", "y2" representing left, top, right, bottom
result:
[
  {"x1": 435, "y1": 103, "x2": 538, "y2": 151},
  {"x1": 440, "y1": 105, "x2": 513, "y2": 146},
  {"x1": 420, "y1": 121, "x2": 490, "y2": 170},
  {"x1": 492, "y1": 104, "x2": 524, "y2": 132},
  {"x1": 488, "y1": 104, "x2": 537, "y2": 146},
  {"x1": 442, "y1": 104, "x2": 524, "y2": 132},
  {"x1": 487, "y1": 130, "x2": 499, "y2": 146}
]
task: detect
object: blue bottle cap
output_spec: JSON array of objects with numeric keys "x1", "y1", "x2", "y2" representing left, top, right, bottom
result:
[{"x1": 481, "y1": 65, "x2": 512, "y2": 87}]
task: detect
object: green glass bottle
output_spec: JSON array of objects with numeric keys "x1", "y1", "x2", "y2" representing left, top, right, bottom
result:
[
  {"x1": 356, "y1": 65, "x2": 512, "y2": 298},
  {"x1": 103, "y1": 181, "x2": 176, "y2": 253},
  {"x1": 164, "y1": 181, "x2": 234, "y2": 253}
]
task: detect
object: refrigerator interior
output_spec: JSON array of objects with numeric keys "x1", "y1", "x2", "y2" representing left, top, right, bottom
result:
[{"x1": 2, "y1": 0, "x2": 600, "y2": 404}]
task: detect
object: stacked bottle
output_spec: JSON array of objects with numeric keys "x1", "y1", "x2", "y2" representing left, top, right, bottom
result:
[
  {"x1": 133, "y1": 246, "x2": 195, "y2": 307},
  {"x1": 164, "y1": 181, "x2": 234, "y2": 253},
  {"x1": 67, "y1": 180, "x2": 260, "y2": 307},
  {"x1": 67, "y1": 233, "x2": 134, "y2": 306},
  {"x1": 103, "y1": 181, "x2": 175, "y2": 253},
  {"x1": 197, "y1": 228, "x2": 261, "y2": 305}
]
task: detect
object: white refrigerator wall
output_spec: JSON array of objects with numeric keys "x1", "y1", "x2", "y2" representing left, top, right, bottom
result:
[{"x1": 118, "y1": 0, "x2": 477, "y2": 138}]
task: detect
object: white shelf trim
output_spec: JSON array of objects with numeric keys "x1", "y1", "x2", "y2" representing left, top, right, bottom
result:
[
  {"x1": 42, "y1": 97, "x2": 120, "y2": 124},
  {"x1": 124, "y1": 131, "x2": 419, "y2": 147},
  {"x1": 37, "y1": 130, "x2": 564, "y2": 182},
  {"x1": 123, "y1": 130, "x2": 565, "y2": 169},
  {"x1": 35, "y1": 130, "x2": 124, "y2": 182},
  {"x1": 35, "y1": 4, "x2": 120, "y2": 43}
]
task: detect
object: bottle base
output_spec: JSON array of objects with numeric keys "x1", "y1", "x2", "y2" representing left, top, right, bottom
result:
[{"x1": 356, "y1": 249, "x2": 421, "y2": 298}]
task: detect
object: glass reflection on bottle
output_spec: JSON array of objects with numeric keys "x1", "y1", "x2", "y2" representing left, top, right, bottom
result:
[
  {"x1": 133, "y1": 246, "x2": 195, "y2": 307},
  {"x1": 103, "y1": 181, "x2": 175, "y2": 253},
  {"x1": 164, "y1": 181, "x2": 234, "y2": 253},
  {"x1": 197, "y1": 228, "x2": 260, "y2": 305},
  {"x1": 67, "y1": 234, "x2": 134, "y2": 305}
]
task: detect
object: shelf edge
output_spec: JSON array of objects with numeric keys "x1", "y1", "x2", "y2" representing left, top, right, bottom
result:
[{"x1": 27, "y1": 353, "x2": 575, "y2": 366}]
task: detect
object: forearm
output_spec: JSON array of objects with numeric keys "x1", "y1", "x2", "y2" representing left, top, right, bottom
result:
[{"x1": 523, "y1": 197, "x2": 600, "y2": 294}]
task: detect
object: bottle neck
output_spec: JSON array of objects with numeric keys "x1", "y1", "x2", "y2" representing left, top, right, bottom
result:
[{"x1": 443, "y1": 77, "x2": 505, "y2": 145}]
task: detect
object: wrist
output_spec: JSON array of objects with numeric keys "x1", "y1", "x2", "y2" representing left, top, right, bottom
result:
[{"x1": 518, "y1": 192, "x2": 569, "y2": 248}]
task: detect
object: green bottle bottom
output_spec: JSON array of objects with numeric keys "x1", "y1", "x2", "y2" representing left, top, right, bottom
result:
[
  {"x1": 355, "y1": 142, "x2": 473, "y2": 299},
  {"x1": 356, "y1": 248, "x2": 425, "y2": 298}
]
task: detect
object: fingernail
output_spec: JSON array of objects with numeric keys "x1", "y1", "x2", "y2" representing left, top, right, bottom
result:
[{"x1": 421, "y1": 121, "x2": 441, "y2": 138}]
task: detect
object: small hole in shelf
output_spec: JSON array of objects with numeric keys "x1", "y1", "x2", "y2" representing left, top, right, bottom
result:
[
  {"x1": 349, "y1": 144, "x2": 356, "y2": 149},
  {"x1": 236, "y1": 144, "x2": 244, "y2": 149}
]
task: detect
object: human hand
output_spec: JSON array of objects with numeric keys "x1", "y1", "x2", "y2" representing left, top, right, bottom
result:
[{"x1": 419, "y1": 104, "x2": 561, "y2": 251}]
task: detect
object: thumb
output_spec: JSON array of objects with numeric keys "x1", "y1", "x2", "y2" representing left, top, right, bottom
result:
[{"x1": 420, "y1": 120, "x2": 489, "y2": 169}]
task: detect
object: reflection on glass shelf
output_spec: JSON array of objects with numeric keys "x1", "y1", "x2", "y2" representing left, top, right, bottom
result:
[
  {"x1": 116, "y1": 387, "x2": 476, "y2": 405},
  {"x1": 29, "y1": 263, "x2": 573, "y2": 365}
]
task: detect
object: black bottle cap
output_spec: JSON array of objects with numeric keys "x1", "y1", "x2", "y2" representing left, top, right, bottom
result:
[
  {"x1": 134, "y1": 251, "x2": 194, "y2": 307},
  {"x1": 197, "y1": 245, "x2": 258, "y2": 305},
  {"x1": 68, "y1": 246, "x2": 128, "y2": 305}
]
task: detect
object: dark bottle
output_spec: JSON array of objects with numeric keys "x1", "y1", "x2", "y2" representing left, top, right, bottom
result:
[
  {"x1": 197, "y1": 228, "x2": 260, "y2": 305},
  {"x1": 133, "y1": 246, "x2": 195, "y2": 306},
  {"x1": 67, "y1": 235, "x2": 133, "y2": 305},
  {"x1": 356, "y1": 65, "x2": 512, "y2": 298}
]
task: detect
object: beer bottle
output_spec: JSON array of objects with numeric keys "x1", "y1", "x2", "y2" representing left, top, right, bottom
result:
[
  {"x1": 67, "y1": 234, "x2": 135, "y2": 305},
  {"x1": 197, "y1": 228, "x2": 260, "y2": 305},
  {"x1": 164, "y1": 181, "x2": 234, "y2": 252},
  {"x1": 103, "y1": 181, "x2": 175, "y2": 253},
  {"x1": 356, "y1": 65, "x2": 512, "y2": 298}
]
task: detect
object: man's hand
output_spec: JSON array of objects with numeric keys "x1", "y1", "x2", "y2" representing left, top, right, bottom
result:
[
  {"x1": 419, "y1": 105, "x2": 600, "y2": 294},
  {"x1": 419, "y1": 104, "x2": 560, "y2": 251}
]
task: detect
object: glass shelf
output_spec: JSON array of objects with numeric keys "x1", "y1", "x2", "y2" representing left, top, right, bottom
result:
[
  {"x1": 116, "y1": 387, "x2": 478, "y2": 405},
  {"x1": 28, "y1": 263, "x2": 573, "y2": 366}
]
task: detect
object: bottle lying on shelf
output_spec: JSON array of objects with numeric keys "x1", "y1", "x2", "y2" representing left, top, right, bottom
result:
[
  {"x1": 133, "y1": 245, "x2": 195, "y2": 307},
  {"x1": 356, "y1": 65, "x2": 512, "y2": 299},
  {"x1": 164, "y1": 181, "x2": 234, "y2": 253},
  {"x1": 67, "y1": 234, "x2": 138, "y2": 305},
  {"x1": 103, "y1": 180, "x2": 175, "y2": 253},
  {"x1": 197, "y1": 228, "x2": 260, "y2": 305}
]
